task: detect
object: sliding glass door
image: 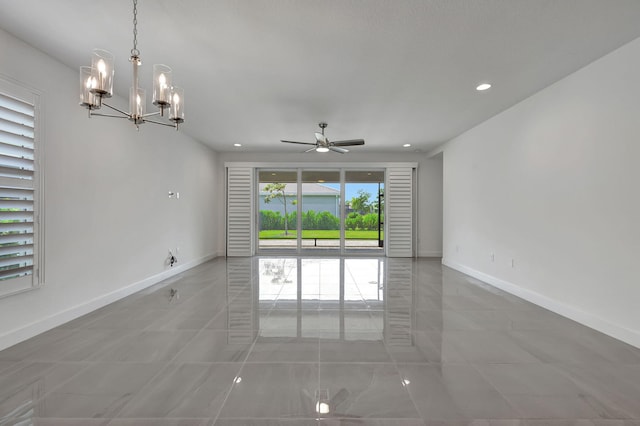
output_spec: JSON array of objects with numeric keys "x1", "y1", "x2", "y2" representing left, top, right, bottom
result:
[
  {"x1": 258, "y1": 170, "x2": 298, "y2": 251},
  {"x1": 256, "y1": 168, "x2": 384, "y2": 254},
  {"x1": 301, "y1": 170, "x2": 340, "y2": 252},
  {"x1": 344, "y1": 170, "x2": 384, "y2": 253}
]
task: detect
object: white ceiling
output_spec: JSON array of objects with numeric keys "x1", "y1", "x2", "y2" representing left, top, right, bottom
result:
[{"x1": 2, "y1": 0, "x2": 640, "y2": 154}]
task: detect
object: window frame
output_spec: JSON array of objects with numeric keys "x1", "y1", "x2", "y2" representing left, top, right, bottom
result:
[{"x1": 0, "y1": 76, "x2": 44, "y2": 298}]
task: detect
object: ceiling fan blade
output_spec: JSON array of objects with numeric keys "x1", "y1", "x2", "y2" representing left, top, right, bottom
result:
[
  {"x1": 328, "y1": 146, "x2": 348, "y2": 154},
  {"x1": 304, "y1": 146, "x2": 317, "y2": 153},
  {"x1": 315, "y1": 132, "x2": 328, "y2": 144},
  {"x1": 331, "y1": 139, "x2": 365, "y2": 146},
  {"x1": 281, "y1": 140, "x2": 317, "y2": 146}
]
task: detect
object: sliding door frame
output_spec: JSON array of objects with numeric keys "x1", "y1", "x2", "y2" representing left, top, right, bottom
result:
[{"x1": 225, "y1": 162, "x2": 417, "y2": 257}]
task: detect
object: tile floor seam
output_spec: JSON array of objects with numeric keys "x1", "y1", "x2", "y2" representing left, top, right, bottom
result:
[
  {"x1": 546, "y1": 362, "x2": 638, "y2": 420},
  {"x1": 104, "y1": 277, "x2": 254, "y2": 419},
  {"x1": 467, "y1": 361, "x2": 527, "y2": 419},
  {"x1": 135, "y1": 274, "x2": 223, "y2": 334},
  {"x1": 1, "y1": 360, "x2": 96, "y2": 420},
  {"x1": 127, "y1": 364, "x2": 217, "y2": 419},
  {"x1": 3, "y1": 257, "x2": 640, "y2": 424},
  {"x1": 358, "y1": 333, "x2": 428, "y2": 421},
  {"x1": 210, "y1": 332, "x2": 261, "y2": 425}
]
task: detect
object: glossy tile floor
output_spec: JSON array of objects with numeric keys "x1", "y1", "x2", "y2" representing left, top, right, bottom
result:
[{"x1": 1, "y1": 257, "x2": 640, "y2": 425}]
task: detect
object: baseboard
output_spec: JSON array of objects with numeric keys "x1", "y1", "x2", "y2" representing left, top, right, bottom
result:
[
  {"x1": 442, "y1": 258, "x2": 640, "y2": 349},
  {"x1": 0, "y1": 253, "x2": 217, "y2": 352}
]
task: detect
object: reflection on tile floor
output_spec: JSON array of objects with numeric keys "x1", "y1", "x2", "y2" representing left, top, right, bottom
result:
[{"x1": 1, "y1": 257, "x2": 640, "y2": 425}]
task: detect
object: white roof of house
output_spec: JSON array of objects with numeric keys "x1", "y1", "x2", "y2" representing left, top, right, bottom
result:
[{"x1": 259, "y1": 183, "x2": 339, "y2": 196}]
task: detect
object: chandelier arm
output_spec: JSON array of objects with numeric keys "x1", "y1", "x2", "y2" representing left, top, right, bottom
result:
[
  {"x1": 102, "y1": 102, "x2": 131, "y2": 117},
  {"x1": 90, "y1": 113, "x2": 131, "y2": 119},
  {"x1": 142, "y1": 111, "x2": 161, "y2": 118},
  {"x1": 144, "y1": 119, "x2": 178, "y2": 128}
]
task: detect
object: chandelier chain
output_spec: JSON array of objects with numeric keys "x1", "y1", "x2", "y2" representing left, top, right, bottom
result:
[{"x1": 131, "y1": 0, "x2": 140, "y2": 57}]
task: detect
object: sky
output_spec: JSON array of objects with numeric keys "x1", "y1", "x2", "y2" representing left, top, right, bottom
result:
[{"x1": 323, "y1": 183, "x2": 383, "y2": 203}]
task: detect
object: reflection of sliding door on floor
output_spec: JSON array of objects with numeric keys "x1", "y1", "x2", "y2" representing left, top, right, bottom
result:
[{"x1": 256, "y1": 257, "x2": 386, "y2": 339}]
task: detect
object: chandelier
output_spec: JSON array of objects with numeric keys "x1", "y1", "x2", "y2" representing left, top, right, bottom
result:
[{"x1": 79, "y1": 0, "x2": 185, "y2": 130}]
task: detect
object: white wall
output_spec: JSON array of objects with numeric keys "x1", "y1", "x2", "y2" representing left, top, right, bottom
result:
[
  {"x1": 218, "y1": 151, "x2": 443, "y2": 257},
  {"x1": 442, "y1": 37, "x2": 640, "y2": 347},
  {"x1": 0, "y1": 29, "x2": 221, "y2": 351}
]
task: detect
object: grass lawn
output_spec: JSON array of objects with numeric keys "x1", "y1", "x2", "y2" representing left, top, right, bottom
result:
[{"x1": 259, "y1": 229, "x2": 383, "y2": 240}]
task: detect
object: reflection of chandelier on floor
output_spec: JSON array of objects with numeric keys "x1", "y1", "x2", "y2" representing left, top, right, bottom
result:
[{"x1": 79, "y1": 0, "x2": 184, "y2": 130}]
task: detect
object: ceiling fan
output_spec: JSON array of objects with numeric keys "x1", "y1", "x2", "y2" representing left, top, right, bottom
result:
[{"x1": 281, "y1": 122, "x2": 365, "y2": 153}]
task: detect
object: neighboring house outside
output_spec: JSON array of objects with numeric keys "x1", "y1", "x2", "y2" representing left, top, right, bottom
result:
[{"x1": 259, "y1": 183, "x2": 340, "y2": 216}]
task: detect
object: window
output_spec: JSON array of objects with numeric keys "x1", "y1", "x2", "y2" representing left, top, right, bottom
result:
[
  {"x1": 254, "y1": 168, "x2": 386, "y2": 254},
  {"x1": 0, "y1": 80, "x2": 42, "y2": 297}
]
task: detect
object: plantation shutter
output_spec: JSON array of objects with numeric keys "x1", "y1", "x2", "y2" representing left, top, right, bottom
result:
[
  {"x1": 0, "y1": 91, "x2": 37, "y2": 291},
  {"x1": 227, "y1": 167, "x2": 254, "y2": 256},
  {"x1": 226, "y1": 257, "x2": 257, "y2": 343},
  {"x1": 385, "y1": 258, "x2": 414, "y2": 346},
  {"x1": 386, "y1": 167, "x2": 414, "y2": 257}
]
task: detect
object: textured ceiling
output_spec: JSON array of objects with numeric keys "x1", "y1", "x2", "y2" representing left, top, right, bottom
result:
[{"x1": 2, "y1": 0, "x2": 640, "y2": 154}]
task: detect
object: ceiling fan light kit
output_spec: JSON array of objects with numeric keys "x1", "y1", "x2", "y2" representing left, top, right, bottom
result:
[
  {"x1": 281, "y1": 122, "x2": 365, "y2": 154},
  {"x1": 79, "y1": 0, "x2": 185, "y2": 130}
]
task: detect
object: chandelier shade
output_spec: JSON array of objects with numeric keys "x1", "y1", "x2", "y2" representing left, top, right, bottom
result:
[
  {"x1": 79, "y1": 0, "x2": 185, "y2": 130},
  {"x1": 90, "y1": 49, "x2": 114, "y2": 98},
  {"x1": 129, "y1": 87, "x2": 146, "y2": 123},
  {"x1": 79, "y1": 66, "x2": 100, "y2": 109},
  {"x1": 152, "y1": 64, "x2": 172, "y2": 111},
  {"x1": 169, "y1": 87, "x2": 185, "y2": 124}
]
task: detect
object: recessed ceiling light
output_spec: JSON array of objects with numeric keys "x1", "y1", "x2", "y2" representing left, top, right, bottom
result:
[
  {"x1": 403, "y1": 144, "x2": 411, "y2": 148},
  {"x1": 318, "y1": 179, "x2": 325, "y2": 183},
  {"x1": 271, "y1": 173, "x2": 277, "y2": 176},
  {"x1": 476, "y1": 83, "x2": 492, "y2": 91},
  {"x1": 233, "y1": 143, "x2": 242, "y2": 147}
]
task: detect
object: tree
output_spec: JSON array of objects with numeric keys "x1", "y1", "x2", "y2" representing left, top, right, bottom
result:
[
  {"x1": 259, "y1": 210, "x2": 284, "y2": 230},
  {"x1": 349, "y1": 189, "x2": 372, "y2": 214},
  {"x1": 346, "y1": 212, "x2": 362, "y2": 230},
  {"x1": 317, "y1": 211, "x2": 340, "y2": 230},
  {"x1": 362, "y1": 213, "x2": 379, "y2": 230},
  {"x1": 263, "y1": 183, "x2": 297, "y2": 235}
]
